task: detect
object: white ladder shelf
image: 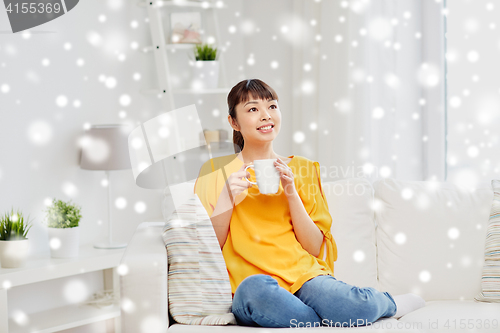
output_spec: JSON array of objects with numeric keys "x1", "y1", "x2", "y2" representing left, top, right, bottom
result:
[{"x1": 138, "y1": 0, "x2": 230, "y2": 111}]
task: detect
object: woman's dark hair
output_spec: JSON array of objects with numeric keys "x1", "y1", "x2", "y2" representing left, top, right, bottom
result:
[{"x1": 227, "y1": 79, "x2": 279, "y2": 153}]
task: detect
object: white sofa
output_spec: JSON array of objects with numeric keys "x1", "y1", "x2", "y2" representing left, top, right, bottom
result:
[{"x1": 120, "y1": 177, "x2": 500, "y2": 332}]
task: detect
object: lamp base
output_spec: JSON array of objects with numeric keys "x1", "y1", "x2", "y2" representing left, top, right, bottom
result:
[{"x1": 93, "y1": 241, "x2": 127, "y2": 249}]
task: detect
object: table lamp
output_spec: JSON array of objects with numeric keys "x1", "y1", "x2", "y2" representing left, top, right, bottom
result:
[{"x1": 80, "y1": 124, "x2": 131, "y2": 249}]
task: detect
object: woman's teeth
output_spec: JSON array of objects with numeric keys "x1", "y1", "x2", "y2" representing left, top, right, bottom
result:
[{"x1": 258, "y1": 125, "x2": 272, "y2": 130}]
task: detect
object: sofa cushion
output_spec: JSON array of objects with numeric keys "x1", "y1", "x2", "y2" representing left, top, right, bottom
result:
[
  {"x1": 162, "y1": 194, "x2": 236, "y2": 325},
  {"x1": 323, "y1": 178, "x2": 378, "y2": 289},
  {"x1": 475, "y1": 179, "x2": 500, "y2": 303},
  {"x1": 398, "y1": 300, "x2": 500, "y2": 332},
  {"x1": 374, "y1": 178, "x2": 493, "y2": 301}
]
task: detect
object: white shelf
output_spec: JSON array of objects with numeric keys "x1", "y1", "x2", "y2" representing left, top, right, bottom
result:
[
  {"x1": 140, "y1": 87, "x2": 230, "y2": 95},
  {"x1": 137, "y1": 0, "x2": 226, "y2": 8},
  {"x1": 9, "y1": 303, "x2": 120, "y2": 333},
  {"x1": 142, "y1": 43, "x2": 196, "y2": 53},
  {"x1": 0, "y1": 243, "x2": 125, "y2": 288}
]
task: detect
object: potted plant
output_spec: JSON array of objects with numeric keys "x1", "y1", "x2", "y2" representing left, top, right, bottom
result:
[
  {"x1": 191, "y1": 43, "x2": 219, "y2": 89},
  {"x1": 44, "y1": 199, "x2": 82, "y2": 258},
  {"x1": 0, "y1": 208, "x2": 33, "y2": 268}
]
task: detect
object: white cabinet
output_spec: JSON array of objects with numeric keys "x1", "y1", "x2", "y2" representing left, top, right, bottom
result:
[{"x1": 0, "y1": 244, "x2": 125, "y2": 333}]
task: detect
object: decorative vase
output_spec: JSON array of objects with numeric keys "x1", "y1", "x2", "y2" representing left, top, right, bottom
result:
[
  {"x1": 0, "y1": 239, "x2": 30, "y2": 268},
  {"x1": 192, "y1": 60, "x2": 219, "y2": 89},
  {"x1": 47, "y1": 227, "x2": 80, "y2": 258}
]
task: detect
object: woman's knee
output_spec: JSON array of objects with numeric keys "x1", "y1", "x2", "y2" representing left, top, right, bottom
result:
[{"x1": 235, "y1": 274, "x2": 279, "y2": 300}]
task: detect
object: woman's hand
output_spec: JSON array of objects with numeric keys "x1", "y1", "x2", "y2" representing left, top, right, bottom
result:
[
  {"x1": 274, "y1": 158, "x2": 297, "y2": 198},
  {"x1": 224, "y1": 162, "x2": 253, "y2": 205}
]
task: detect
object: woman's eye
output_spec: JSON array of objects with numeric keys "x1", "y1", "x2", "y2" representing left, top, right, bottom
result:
[
  {"x1": 270, "y1": 105, "x2": 277, "y2": 109},
  {"x1": 249, "y1": 107, "x2": 256, "y2": 112}
]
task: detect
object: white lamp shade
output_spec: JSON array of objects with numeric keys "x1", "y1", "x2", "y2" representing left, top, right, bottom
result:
[{"x1": 80, "y1": 125, "x2": 131, "y2": 171}]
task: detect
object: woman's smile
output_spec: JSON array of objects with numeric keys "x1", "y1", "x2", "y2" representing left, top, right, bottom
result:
[{"x1": 257, "y1": 124, "x2": 274, "y2": 133}]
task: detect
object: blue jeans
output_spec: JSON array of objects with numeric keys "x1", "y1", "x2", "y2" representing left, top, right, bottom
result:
[{"x1": 232, "y1": 274, "x2": 397, "y2": 328}]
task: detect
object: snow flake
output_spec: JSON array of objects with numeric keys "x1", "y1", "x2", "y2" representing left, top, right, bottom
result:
[
  {"x1": 119, "y1": 94, "x2": 131, "y2": 106},
  {"x1": 98, "y1": 15, "x2": 106, "y2": 23},
  {"x1": 449, "y1": 96, "x2": 462, "y2": 108},
  {"x1": 372, "y1": 107, "x2": 384, "y2": 119},
  {"x1": 395, "y1": 232, "x2": 407, "y2": 245},
  {"x1": 62, "y1": 182, "x2": 78, "y2": 197},
  {"x1": 353, "y1": 250, "x2": 365, "y2": 262},
  {"x1": 117, "y1": 264, "x2": 129, "y2": 276},
  {"x1": 86, "y1": 31, "x2": 103, "y2": 47},
  {"x1": 448, "y1": 227, "x2": 460, "y2": 240},
  {"x1": 28, "y1": 121, "x2": 53, "y2": 145},
  {"x1": 467, "y1": 50, "x2": 479, "y2": 63},
  {"x1": 115, "y1": 197, "x2": 127, "y2": 209},
  {"x1": 380, "y1": 166, "x2": 391, "y2": 178},
  {"x1": 1, "y1": 84, "x2": 10, "y2": 93},
  {"x1": 293, "y1": 131, "x2": 305, "y2": 143},
  {"x1": 270, "y1": 61, "x2": 279, "y2": 69},
  {"x1": 11, "y1": 310, "x2": 29, "y2": 326},
  {"x1": 105, "y1": 77, "x2": 117, "y2": 89},
  {"x1": 367, "y1": 18, "x2": 393, "y2": 41},
  {"x1": 419, "y1": 270, "x2": 431, "y2": 283},
  {"x1": 401, "y1": 188, "x2": 413, "y2": 200},
  {"x1": 309, "y1": 122, "x2": 317, "y2": 131},
  {"x1": 467, "y1": 146, "x2": 479, "y2": 158},
  {"x1": 301, "y1": 80, "x2": 315, "y2": 94},
  {"x1": 241, "y1": 20, "x2": 255, "y2": 35},
  {"x1": 212, "y1": 109, "x2": 220, "y2": 117},
  {"x1": 64, "y1": 279, "x2": 89, "y2": 303}
]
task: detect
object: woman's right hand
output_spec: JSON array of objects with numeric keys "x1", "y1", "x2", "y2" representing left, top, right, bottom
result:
[{"x1": 224, "y1": 162, "x2": 253, "y2": 203}]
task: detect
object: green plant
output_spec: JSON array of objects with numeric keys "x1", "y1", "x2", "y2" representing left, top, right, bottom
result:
[
  {"x1": 194, "y1": 43, "x2": 218, "y2": 61},
  {"x1": 0, "y1": 208, "x2": 33, "y2": 240},
  {"x1": 44, "y1": 199, "x2": 82, "y2": 229}
]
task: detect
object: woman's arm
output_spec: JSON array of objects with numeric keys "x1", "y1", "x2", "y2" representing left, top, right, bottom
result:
[
  {"x1": 208, "y1": 162, "x2": 253, "y2": 249},
  {"x1": 274, "y1": 158, "x2": 324, "y2": 257},
  {"x1": 210, "y1": 187, "x2": 233, "y2": 249},
  {"x1": 287, "y1": 192, "x2": 324, "y2": 257}
]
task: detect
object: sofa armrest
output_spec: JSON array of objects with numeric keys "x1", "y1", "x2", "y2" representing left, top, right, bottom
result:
[{"x1": 120, "y1": 222, "x2": 168, "y2": 333}]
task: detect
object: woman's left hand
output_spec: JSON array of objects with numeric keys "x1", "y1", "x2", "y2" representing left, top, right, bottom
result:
[{"x1": 274, "y1": 158, "x2": 297, "y2": 198}]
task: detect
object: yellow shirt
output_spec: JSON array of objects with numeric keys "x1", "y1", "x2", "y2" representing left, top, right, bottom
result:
[{"x1": 194, "y1": 154, "x2": 338, "y2": 295}]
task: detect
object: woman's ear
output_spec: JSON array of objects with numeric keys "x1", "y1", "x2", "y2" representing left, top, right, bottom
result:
[{"x1": 228, "y1": 115, "x2": 240, "y2": 131}]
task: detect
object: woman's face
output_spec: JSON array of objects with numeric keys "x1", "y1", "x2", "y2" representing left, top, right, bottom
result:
[{"x1": 230, "y1": 95, "x2": 281, "y2": 145}]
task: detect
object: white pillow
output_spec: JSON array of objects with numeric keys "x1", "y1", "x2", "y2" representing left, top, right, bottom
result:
[
  {"x1": 374, "y1": 178, "x2": 493, "y2": 301},
  {"x1": 162, "y1": 194, "x2": 236, "y2": 325}
]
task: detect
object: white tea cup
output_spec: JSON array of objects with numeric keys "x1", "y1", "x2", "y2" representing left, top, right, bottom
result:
[{"x1": 244, "y1": 159, "x2": 280, "y2": 194}]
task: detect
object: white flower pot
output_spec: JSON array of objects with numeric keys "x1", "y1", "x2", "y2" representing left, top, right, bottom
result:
[
  {"x1": 47, "y1": 227, "x2": 80, "y2": 258},
  {"x1": 0, "y1": 239, "x2": 30, "y2": 268},
  {"x1": 192, "y1": 60, "x2": 219, "y2": 89}
]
